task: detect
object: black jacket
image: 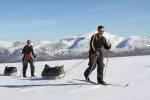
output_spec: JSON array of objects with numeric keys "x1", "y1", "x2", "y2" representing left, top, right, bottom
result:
[
  {"x1": 22, "y1": 45, "x2": 35, "y2": 57},
  {"x1": 89, "y1": 34, "x2": 111, "y2": 56}
]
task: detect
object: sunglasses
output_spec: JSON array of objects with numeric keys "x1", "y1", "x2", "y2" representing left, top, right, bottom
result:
[{"x1": 100, "y1": 31, "x2": 104, "y2": 32}]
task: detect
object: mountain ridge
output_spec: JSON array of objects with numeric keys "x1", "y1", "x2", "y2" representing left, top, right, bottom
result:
[{"x1": 0, "y1": 32, "x2": 150, "y2": 63}]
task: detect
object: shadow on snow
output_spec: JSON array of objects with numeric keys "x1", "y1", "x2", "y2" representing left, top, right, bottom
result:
[{"x1": 0, "y1": 81, "x2": 90, "y2": 89}]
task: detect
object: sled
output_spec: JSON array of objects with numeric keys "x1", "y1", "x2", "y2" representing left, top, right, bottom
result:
[
  {"x1": 41, "y1": 64, "x2": 65, "y2": 79},
  {"x1": 4, "y1": 66, "x2": 17, "y2": 76},
  {"x1": 42, "y1": 74, "x2": 65, "y2": 79}
]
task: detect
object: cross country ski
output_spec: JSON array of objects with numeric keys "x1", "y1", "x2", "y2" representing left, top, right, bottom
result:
[{"x1": 74, "y1": 79, "x2": 129, "y2": 87}]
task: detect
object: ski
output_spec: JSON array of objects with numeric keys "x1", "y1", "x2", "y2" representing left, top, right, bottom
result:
[
  {"x1": 73, "y1": 79, "x2": 99, "y2": 85},
  {"x1": 103, "y1": 83, "x2": 129, "y2": 87},
  {"x1": 74, "y1": 79, "x2": 129, "y2": 87}
]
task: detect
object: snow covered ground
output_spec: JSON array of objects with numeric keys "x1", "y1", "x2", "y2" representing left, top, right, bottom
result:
[{"x1": 0, "y1": 55, "x2": 150, "y2": 100}]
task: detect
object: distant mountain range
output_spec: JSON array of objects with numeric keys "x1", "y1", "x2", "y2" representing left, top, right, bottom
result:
[{"x1": 0, "y1": 32, "x2": 150, "y2": 63}]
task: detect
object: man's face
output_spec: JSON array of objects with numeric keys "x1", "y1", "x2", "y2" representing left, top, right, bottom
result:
[
  {"x1": 98, "y1": 28, "x2": 105, "y2": 36},
  {"x1": 27, "y1": 41, "x2": 31, "y2": 45}
]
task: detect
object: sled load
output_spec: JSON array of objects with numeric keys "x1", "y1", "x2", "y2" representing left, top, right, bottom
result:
[
  {"x1": 4, "y1": 66, "x2": 17, "y2": 76},
  {"x1": 41, "y1": 64, "x2": 65, "y2": 79}
]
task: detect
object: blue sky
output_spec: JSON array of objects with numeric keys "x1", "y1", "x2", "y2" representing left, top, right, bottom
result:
[{"x1": 0, "y1": 0, "x2": 149, "y2": 41}]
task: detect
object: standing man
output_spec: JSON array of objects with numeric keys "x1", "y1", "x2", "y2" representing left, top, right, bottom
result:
[
  {"x1": 22, "y1": 40, "x2": 36, "y2": 78},
  {"x1": 84, "y1": 25, "x2": 111, "y2": 85}
]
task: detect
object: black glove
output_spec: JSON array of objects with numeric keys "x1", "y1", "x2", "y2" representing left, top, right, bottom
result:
[
  {"x1": 34, "y1": 55, "x2": 36, "y2": 58},
  {"x1": 109, "y1": 44, "x2": 112, "y2": 48},
  {"x1": 107, "y1": 44, "x2": 111, "y2": 50}
]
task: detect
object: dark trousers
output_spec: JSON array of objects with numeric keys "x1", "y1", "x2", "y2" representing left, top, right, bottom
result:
[
  {"x1": 22, "y1": 59, "x2": 35, "y2": 76},
  {"x1": 84, "y1": 54, "x2": 105, "y2": 82}
]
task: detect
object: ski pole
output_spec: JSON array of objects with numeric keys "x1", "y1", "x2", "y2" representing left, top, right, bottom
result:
[
  {"x1": 19, "y1": 59, "x2": 24, "y2": 77},
  {"x1": 19, "y1": 68, "x2": 23, "y2": 77},
  {"x1": 104, "y1": 50, "x2": 110, "y2": 78}
]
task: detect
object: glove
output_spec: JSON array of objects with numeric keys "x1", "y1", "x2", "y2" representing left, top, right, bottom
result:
[
  {"x1": 109, "y1": 44, "x2": 112, "y2": 49},
  {"x1": 34, "y1": 55, "x2": 36, "y2": 58},
  {"x1": 108, "y1": 44, "x2": 112, "y2": 53}
]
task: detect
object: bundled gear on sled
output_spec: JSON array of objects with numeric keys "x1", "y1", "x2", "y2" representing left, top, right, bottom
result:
[
  {"x1": 22, "y1": 40, "x2": 36, "y2": 78},
  {"x1": 41, "y1": 64, "x2": 65, "y2": 79},
  {"x1": 4, "y1": 66, "x2": 17, "y2": 76}
]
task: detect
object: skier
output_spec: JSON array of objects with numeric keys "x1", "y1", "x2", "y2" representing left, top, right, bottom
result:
[
  {"x1": 84, "y1": 25, "x2": 111, "y2": 85},
  {"x1": 22, "y1": 40, "x2": 36, "y2": 78}
]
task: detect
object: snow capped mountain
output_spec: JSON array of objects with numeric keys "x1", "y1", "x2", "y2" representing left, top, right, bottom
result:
[
  {"x1": 0, "y1": 32, "x2": 149, "y2": 63},
  {"x1": 0, "y1": 41, "x2": 14, "y2": 48},
  {"x1": 84, "y1": 31, "x2": 124, "y2": 48},
  {"x1": 116, "y1": 36, "x2": 150, "y2": 49}
]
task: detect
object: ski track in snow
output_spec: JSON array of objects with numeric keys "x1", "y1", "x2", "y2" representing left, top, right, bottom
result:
[{"x1": 0, "y1": 56, "x2": 150, "y2": 100}]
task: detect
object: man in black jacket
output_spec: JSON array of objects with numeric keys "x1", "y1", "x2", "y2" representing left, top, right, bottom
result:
[
  {"x1": 84, "y1": 25, "x2": 111, "y2": 84},
  {"x1": 22, "y1": 40, "x2": 36, "y2": 77}
]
